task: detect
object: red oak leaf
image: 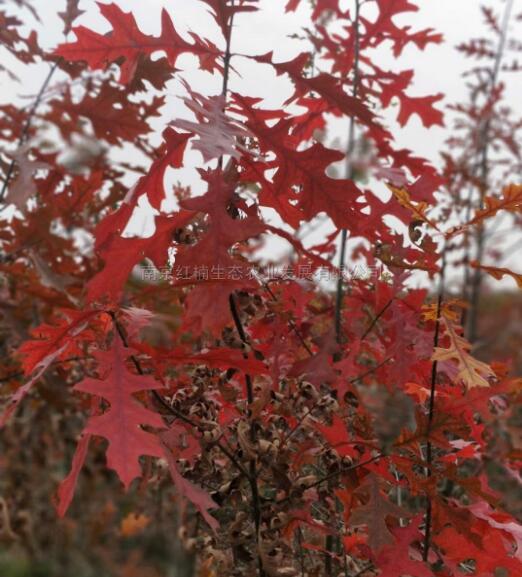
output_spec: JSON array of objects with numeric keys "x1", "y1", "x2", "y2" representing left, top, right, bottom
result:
[
  {"x1": 397, "y1": 94, "x2": 444, "y2": 128},
  {"x1": 232, "y1": 95, "x2": 367, "y2": 229},
  {"x1": 55, "y1": 434, "x2": 91, "y2": 517},
  {"x1": 315, "y1": 415, "x2": 358, "y2": 458},
  {"x1": 87, "y1": 210, "x2": 194, "y2": 303},
  {"x1": 52, "y1": 85, "x2": 164, "y2": 147},
  {"x1": 74, "y1": 338, "x2": 165, "y2": 489},
  {"x1": 289, "y1": 330, "x2": 338, "y2": 386},
  {"x1": 0, "y1": 310, "x2": 102, "y2": 427},
  {"x1": 59, "y1": 0, "x2": 85, "y2": 36},
  {"x1": 177, "y1": 170, "x2": 265, "y2": 275},
  {"x1": 435, "y1": 524, "x2": 522, "y2": 576},
  {"x1": 174, "y1": 170, "x2": 264, "y2": 333},
  {"x1": 138, "y1": 128, "x2": 191, "y2": 210},
  {"x1": 161, "y1": 431, "x2": 219, "y2": 531},
  {"x1": 54, "y1": 3, "x2": 220, "y2": 83},
  {"x1": 471, "y1": 261, "x2": 522, "y2": 289},
  {"x1": 255, "y1": 52, "x2": 376, "y2": 127},
  {"x1": 200, "y1": 0, "x2": 258, "y2": 38},
  {"x1": 133, "y1": 341, "x2": 267, "y2": 376},
  {"x1": 368, "y1": 1, "x2": 443, "y2": 57},
  {"x1": 349, "y1": 475, "x2": 409, "y2": 551}
]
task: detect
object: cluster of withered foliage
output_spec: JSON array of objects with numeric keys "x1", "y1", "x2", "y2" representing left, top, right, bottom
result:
[{"x1": 0, "y1": 1, "x2": 521, "y2": 576}]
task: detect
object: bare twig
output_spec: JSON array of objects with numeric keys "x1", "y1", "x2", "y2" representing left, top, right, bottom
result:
[
  {"x1": 109, "y1": 311, "x2": 249, "y2": 480},
  {"x1": 331, "y1": 4, "x2": 362, "y2": 568},
  {"x1": 263, "y1": 283, "x2": 314, "y2": 356},
  {"x1": 422, "y1": 252, "x2": 446, "y2": 562},
  {"x1": 360, "y1": 299, "x2": 393, "y2": 341},
  {"x1": 467, "y1": 0, "x2": 515, "y2": 342},
  {"x1": 0, "y1": 355, "x2": 87, "y2": 384},
  {"x1": 219, "y1": 7, "x2": 265, "y2": 572},
  {"x1": 0, "y1": 61, "x2": 59, "y2": 204},
  {"x1": 229, "y1": 294, "x2": 265, "y2": 577},
  {"x1": 334, "y1": 0, "x2": 361, "y2": 342}
]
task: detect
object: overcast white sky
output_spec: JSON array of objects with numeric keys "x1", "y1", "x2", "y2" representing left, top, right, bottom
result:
[
  {"x1": 5, "y1": 0, "x2": 521, "y2": 163},
  {"x1": 1, "y1": 0, "x2": 521, "y2": 290}
]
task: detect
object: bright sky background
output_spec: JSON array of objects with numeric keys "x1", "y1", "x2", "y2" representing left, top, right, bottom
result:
[
  {"x1": 1, "y1": 0, "x2": 521, "y2": 290},
  {"x1": 5, "y1": 0, "x2": 520, "y2": 157}
]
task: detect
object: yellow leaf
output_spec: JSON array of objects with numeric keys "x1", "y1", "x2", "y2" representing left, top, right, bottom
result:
[
  {"x1": 422, "y1": 299, "x2": 466, "y2": 323},
  {"x1": 120, "y1": 513, "x2": 150, "y2": 537},
  {"x1": 448, "y1": 184, "x2": 522, "y2": 238},
  {"x1": 471, "y1": 261, "x2": 522, "y2": 289},
  {"x1": 388, "y1": 185, "x2": 440, "y2": 231},
  {"x1": 432, "y1": 315, "x2": 494, "y2": 389},
  {"x1": 404, "y1": 382, "x2": 432, "y2": 403},
  {"x1": 470, "y1": 184, "x2": 522, "y2": 225}
]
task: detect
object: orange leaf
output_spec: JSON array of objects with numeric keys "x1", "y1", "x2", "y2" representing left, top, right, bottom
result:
[
  {"x1": 471, "y1": 261, "x2": 522, "y2": 289},
  {"x1": 432, "y1": 315, "x2": 495, "y2": 389},
  {"x1": 120, "y1": 513, "x2": 151, "y2": 537}
]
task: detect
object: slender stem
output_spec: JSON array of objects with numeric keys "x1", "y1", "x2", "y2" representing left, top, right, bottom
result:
[
  {"x1": 460, "y1": 184, "x2": 475, "y2": 329},
  {"x1": 0, "y1": 61, "x2": 59, "y2": 204},
  {"x1": 343, "y1": 546, "x2": 350, "y2": 577},
  {"x1": 467, "y1": 0, "x2": 514, "y2": 342},
  {"x1": 360, "y1": 298, "x2": 393, "y2": 341},
  {"x1": 0, "y1": 355, "x2": 87, "y2": 383},
  {"x1": 272, "y1": 453, "x2": 384, "y2": 509},
  {"x1": 221, "y1": 11, "x2": 235, "y2": 98},
  {"x1": 263, "y1": 283, "x2": 314, "y2": 356},
  {"x1": 301, "y1": 453, "x2": 384, "y2": 493},
  {"x1": 335, "y1": 0, "x2": 361, "y2": 343},
  {"x1": 348, "y1": 355, "x2": 393, "y2": 383},
  {"x1": 324, "y1": 535, "x2": 334, "y2": 576},
  {"x1": 109, "y1": 312, "x2": 249, "y2": 479},
  {"x1": 216, "y1": 3, "x2": 265, "y2": 572},
  {"x1": 331, "y1": 6, "x2": 362, "y2": 568},
  {"x1": 229, "y1": 294, "x2": 266, "y2": 577},
  {"x1": 335, "y1": 229, "x2": 350, "y2": 339},
  {"x1": 422, "y1": 252, "x2": 446, "y2": 562},
  {"x1": 217, "y1": 0, "x2": 236, "y2": 173},
  {"x1": 297, "y1": 528, "x2": 306, "y2": 577}
]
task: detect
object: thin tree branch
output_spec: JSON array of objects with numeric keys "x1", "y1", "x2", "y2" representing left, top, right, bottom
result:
[
  {"x1": 263, "y1": 283, "x2": 314, "y2": 356},
  {"x1": 109, "y1": 311, "x2": 249, "y2": 479},
  {"x1": 467, "y1": 0, "x2": 515, "y2": 342},
  {"x1": 360, "y1": 299, "x2": 393, "y2": 341},
  {"x1": 0, "y1": 355, "x2": 87, "y2": 384},
  {"x1": 422, "y1": 251, "x2": 446, "y2": 562},
  {"x1": 229, "y1": 293, "x2": 266, "y2": 577},
  {"x1": 0, "y1": 61, "x2": 59, "y2": 204},
  {"x1": 331, "y1": 4, "x2": 362, "y2": 567},
  {"x1": 335, "y1": 0, "x2": 361, "y2": 342},
  {"x1": 348, "y1": 355, "x2": 393, "y2": 383},
  {"x1": 219, "y1": 5, "x2": 265, "y2": 572}
]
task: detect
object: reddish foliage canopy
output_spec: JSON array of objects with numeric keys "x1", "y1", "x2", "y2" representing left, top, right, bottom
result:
[{"x1": 0, "y1": 1, "x2": 521, "y2": 576}]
